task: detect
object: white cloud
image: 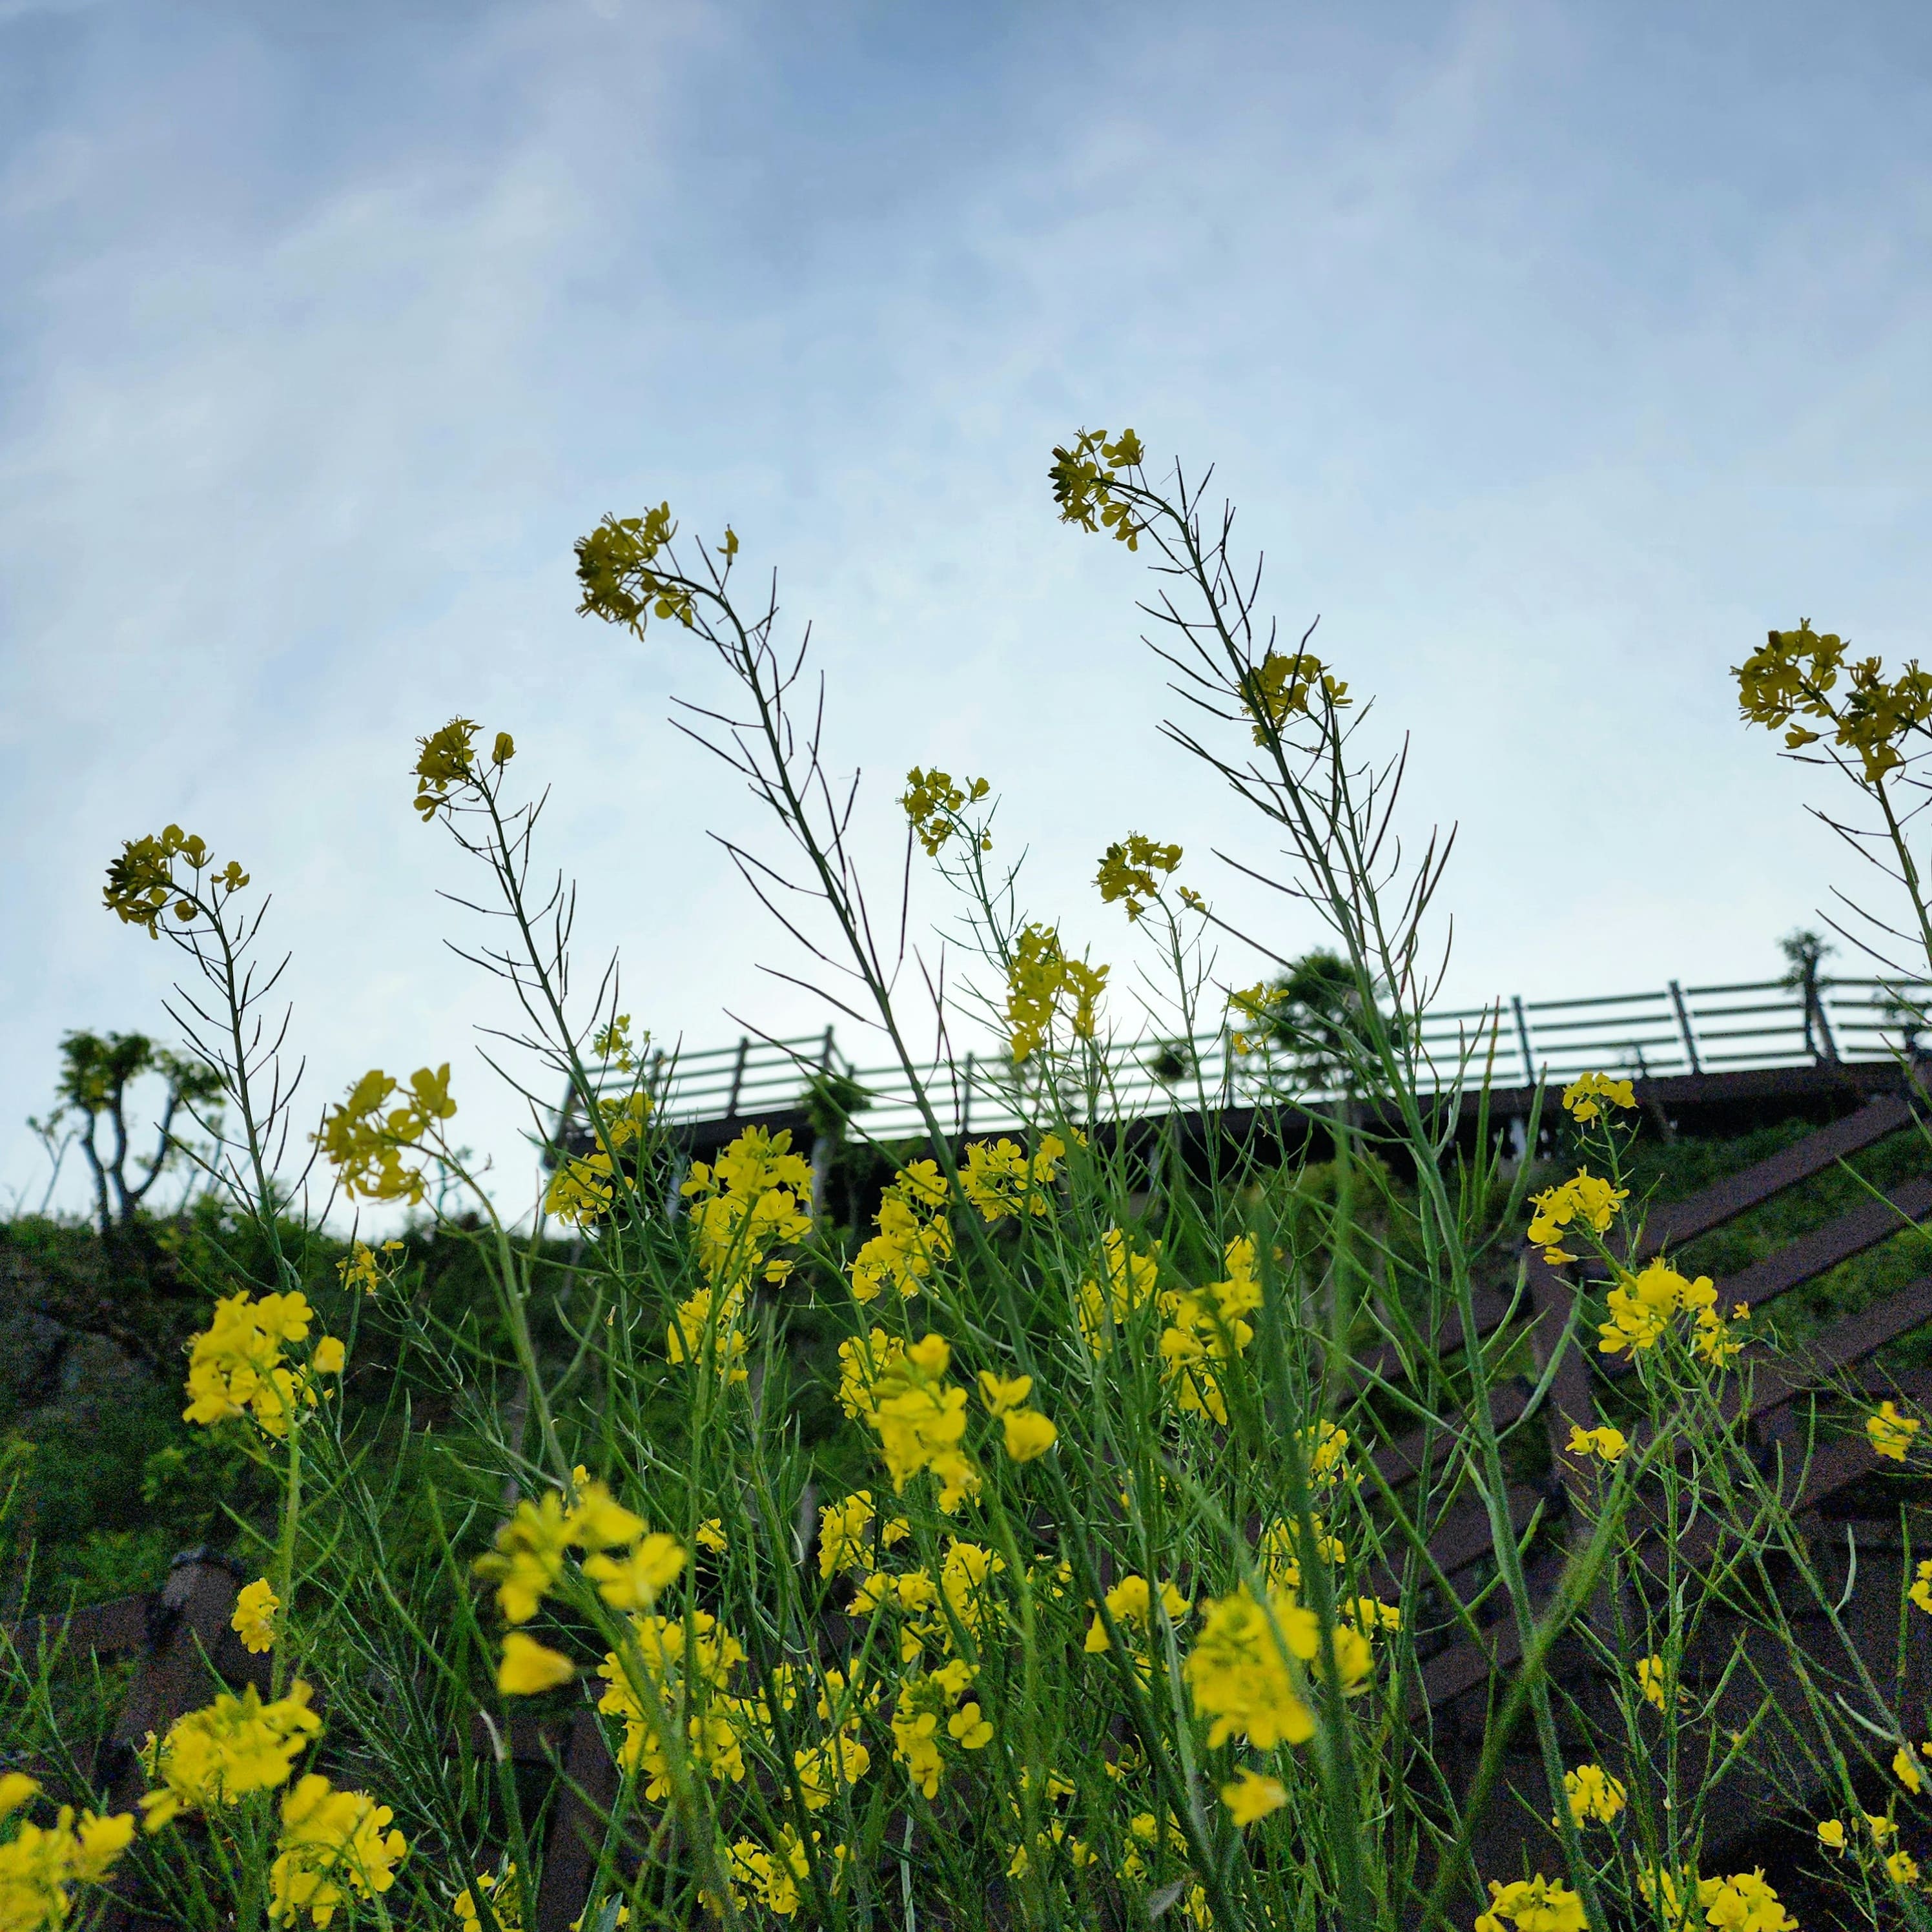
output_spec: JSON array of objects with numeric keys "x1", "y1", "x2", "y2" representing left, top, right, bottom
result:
[{"x1": 4, "y1": 0, "x2": 1930, "y2": 1214}]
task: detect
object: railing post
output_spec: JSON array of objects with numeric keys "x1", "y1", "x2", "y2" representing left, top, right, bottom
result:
[
  {"x1": 1668, "y1": 980, "x2": 1701, "y2": 1074},
  {"x1": 1510, "y1": 995, "x2": 1536, "y2": 1090},
  {"x1": 1811, "y1": 972, "x2": 1840, "y2": 1065},
  {"x1": 724, "y1": 1037, "x2": 749, "y2": 1118},
  {"x1": 820, "y1": 1025, "x2": 836, "y2": 1072},
  {"x1": 535, "y1": 1708, "x2": 618, "y2": 1932},
  {"x1": 105, "y1": 1551, "x2": 256, "y2": 1811}
]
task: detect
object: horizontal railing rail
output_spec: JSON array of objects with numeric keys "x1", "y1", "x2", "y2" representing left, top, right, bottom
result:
[{"x1": 560, "y1": 978, "x2": 1932, "y2": 1147}]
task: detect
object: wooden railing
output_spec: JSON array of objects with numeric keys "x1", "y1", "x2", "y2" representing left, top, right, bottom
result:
[
  {"x1": 1406, "y1": 1089, "x2": 1932, "y2": 1713},
  {"x1": 570, "y1": 977, "x2": 1932, "y2": 1145}
]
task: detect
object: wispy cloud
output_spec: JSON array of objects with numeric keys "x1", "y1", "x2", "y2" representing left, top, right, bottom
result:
[{"x1": 5, "y1": 0, "x2": 1930, "y2": 1211}]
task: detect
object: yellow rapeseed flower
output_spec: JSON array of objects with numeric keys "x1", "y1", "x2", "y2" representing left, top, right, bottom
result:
[
  {"x1": 1911, "y1": 1558, "x2": 1932, "y2": 1614},
  {"x1": 978, "y1": 1370, "x2": 1032, "y2": 1415},
  {"x1": 1220, "y1": 1767, "x2": 1288, "y2": 1827},
  {"x1": 817, "y1": 1492, "x2": 878, "y2": 1578},
  {"x1": 1076, "y1": 1229, "x2": 1159, "y2": 1353},
  {"x1": 582, "y1": 1534, "x2": 688, "y2": 1612},
  {"x1": 1816, "y1": 1818, "x2": 1847, "y2": 1850},
  {"x1": 1083, "y1": 1576, "x2": 1191, "y2": 1657},
  {"x1": 1566, "y1": 1424, "x2": 1629, "y2": 1464},
  {"x1": 1003, "y1": 923, "x2": 1107, "y2": 1063},
  {"x1": 182, "y1": 1291, "x2": 329, "y2": 1437},
  {"x1": 1869, "y1": 1401, "x2": 1922, "y2": 1463},
  {"x1": 1094, "y1": 834, "x2": 1183, "y2": 921},
  {"x1": 268, "y1": 1773, "x2": 407, "y2": 1926},
  {"x1": 1472, "y1": 1875, "x2": 1587, "y2": 1932},
  {"x1": 1559, "y1": 1762, "x2": 1627, "y2": 1827},
  {"x1": 498, "y1": 1632, "x2": 575, "y2": 1697},
  {"x1": 0, "y1": 1800, "x2": 137, "y2": 1932},
  {"x1": 1239, "y1": 646, "x2": 1351, "y2": 746},
  {"x1": 231, "y1": 1578, "x2": 280, "y2": 1656},
  {"x1": 140, "y1": 1682, "x2": 322, "y2": 1830},
  {"x1": 947, "y1": 1701, "x2": 994, "y2": 1750},
  {"x1": 1694, "y1": 1871, "x2": 1796, "y2": 1932},
  {"x1": 843, "y1": 1332, "x2": 980, "y2": 1512},
  {"x1": 959, "y1": 1135, "x2": 1064, "y2": 1220},
  {"x1": 1526, "y1": 1168, "x2": 1628, "y2": 1266},
  {"x1": 1635, "y1": 1654, "x2": 1670, "y2": 1711},
  {"x1": 1598, "y1": 1258, "x2": 1722, "y2": 1359},
  {"x1": 1735, "y1": 619, "x2": 1932, "y2": 784},
  {"x1": 1561, "y1": 1072, "x2": 1636, "y2": 1124},
  {"x1": 900, "y1": 768, "x2": 990, "y2": 858},
  {"x1": 595, "y1": 1610, "x2": 748, "y2": 1798},
  {"x1": 454, "y1": 1864, "x2": 522, "y2": 1932},
  {"x1": 1001, "y1": 1409, "x2": 1057, "y2": 1461},
  {"x1": 103, "y1": 823, "x2": 247, "y2": 938},
  {"x1": 315, "y1": 1064, "x2": 455, "y2": 1206},
  {"x1": 1183, "y1": 1587, "x2": 1348, "y2": 1751}
]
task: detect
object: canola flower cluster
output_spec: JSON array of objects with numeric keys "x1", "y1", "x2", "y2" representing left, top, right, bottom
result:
[
  {"x1": 1075, "y1": 1228, "x2": 1160, "y2": 1352},
  {"x1": 1047, "y1": 427, "x2": 1147, "y2": 548},
  {"x1": 1735, "y1": 619, "x2": 1932, "y2": 784},
  {"x1": 1523, "y1": 1085, "x2": 1749, "y2": 1366},
  {"x1": 573, "y1": 504, "x2": 697, "y2": 635},
  {"x1": 232, "y1": 1577, "x2": 280, "y2": 1654},
  {"x1": 1559, "y1": 1071, "x2": 1636, "y2": 1124},
  {"x1": 836, "y1": 1331, "x2": 982, "y2": 1512},
  {"x1": 960, "y1": 1133, "x2": 1067, "y2": 1223},
  {"x1": 1003, "y1": 923, "x2": 1108, "y2": 1063},
  {"x1": 899, "y1": 767, "x2": 991, "y2": 858},
  {"x1": 1598, "y1": 1258, "x2": 1747, "y2": 1368},
  {"x1": 1638, "y1": 1866, "x2": 1798, "y2": 1932},
  {"x1": 411, "y1": 716, "x2": 516, "y2": 820},
  {"x1": 101, "y1": 822, "x2": 249, "y2": 938},
  {"x1": 848, "y1": 1159, "x2": 953, "y2": 1304},
  {"x1": 336, "y1": 1237, "x2": 405, "y2": 1297},
  {"x1": 1816, "y1": 1807, "x2": 1927, "y2": 1891},
  {"x1": 1867, "y1": 1400, "x2": 1922, "y2": 1463},
  {"x1": 455, "y1": 1114, "x2": 1395, "y2": 1918},
  {"x1": 315, "y1": 1064, "x2": 457, "y2": 1206},
  {"x1": 669, "y1": 1126, "x2": 814, "y2": 1382},
  {"x1": 1525, "y1": 1170, "x2": 1630, "y2": 1268},
  {"x1": 182, "y1": 1290, "x2": 345, "y2": 1438},
  {"x1": 1158, "y1": 1235, "x2": 1266, "y2": 1424},
  {"x1": 1226, "y1": 980, "x2": 1288, "y2": 1058},
  {"x1": 0, "y1": 1776, "x2": 134, "y2": 1932},
  {"x1": 131, "y1": 1673, "x2": 405, "y2": 1927},
  {"x1": 544, "y1": 1091, "x2": 654, "y2": 1228},
  {"x1": 845, "y1": 1132, "x2": 1074, "y2": 1310},
  {"x1": 1240, "y1": 648, "x2": 1351, "y2": 747},
  {"x1": 85, "y1": 471, "x2": 1932, "y2": 1932},
  {"x1": 475, "y1": 1469, "x2": 679, "y2": 1656},
  {"x1": 1071, "y1": 1228, "x2": 1277, "y2": 1428},
  {"x1": 1093, "y1": 834, "x2": 1182, "y2": 921},
  {"x1": 453, "y1": 1862, "x2": 522, "y2": 1932}
]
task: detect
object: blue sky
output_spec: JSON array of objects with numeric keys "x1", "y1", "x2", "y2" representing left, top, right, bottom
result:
[{"x1": 4, "y1": 0, "x2": 1930, "y2": 1215}]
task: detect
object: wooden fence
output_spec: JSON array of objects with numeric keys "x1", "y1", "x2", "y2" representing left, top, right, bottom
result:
[{"x1": 571, "y1": 976, "x2": 1932, "y2": 1147}]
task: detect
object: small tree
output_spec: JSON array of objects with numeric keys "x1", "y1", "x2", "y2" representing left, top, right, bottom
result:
[
  {"x1": 1778, "y1": 927, "x2": 1839, "y2": 1064},
  {"x1": 1234, "y1": 949, "x2": 1396, "y2": 1096},
  {"x1": 800, "y1": 1066, "x2": 872, "y2": 1219},
  {"x1": 45, "y1": 1030, "x2": 223, "y2": 1233}
]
